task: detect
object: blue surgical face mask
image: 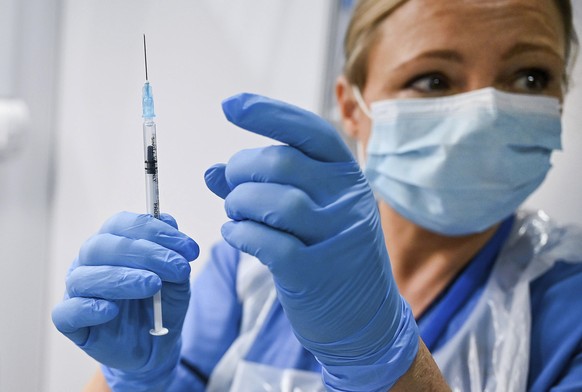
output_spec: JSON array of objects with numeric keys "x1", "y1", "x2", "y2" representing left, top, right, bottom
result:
[{"x1": 353, "y1": 87, "x2": 562, "y2": 236}]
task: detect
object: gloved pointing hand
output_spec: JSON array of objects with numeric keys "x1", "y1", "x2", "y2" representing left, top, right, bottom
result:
[
  {"x1": 205, "y1": 94, "x2": 419, "y2": 391},
  {"x1": 51, "y1": 212, "x2": 199, "y2": 392}
]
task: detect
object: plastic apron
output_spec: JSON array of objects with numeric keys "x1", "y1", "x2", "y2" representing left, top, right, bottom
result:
[
  {"x1": 206, "y1": 251, "x2": 325, "y2": 392},
  {"x1": 434, "y1": 210, "x2": 582, "y2": 391},
  {"x1": 207, "y1": 210, "x2": 582, "y2": 391}
]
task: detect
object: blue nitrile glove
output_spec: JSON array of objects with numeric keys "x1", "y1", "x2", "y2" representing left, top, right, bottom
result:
[
  {"x1": 51, "y1": 212, "x2": 199, "y2": 392},
  {"x1": 205, "y1": 93, "x2": 419, "y2": 391}
]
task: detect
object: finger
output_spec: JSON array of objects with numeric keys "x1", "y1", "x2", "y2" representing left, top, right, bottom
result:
[
  {"x1": 225, "y1": 182, "x2": 332, "y2": 245},
  {"x1": 99, "y1": 211, "x2": 199, "y2": 261},
  {"x1": 225, "y1": 145, "x2": 320, "y2": 190},
  {"x1": 159, "y1": 213, "x2": 178, "y2": 229},
  {"x1": 204, "y1": 163, "x2": 231, "y2": 199},
  {"x1": 67, "y1": 266, "x2": 162, "y2": 300},
  {"x1": 224, "y1": 146, "x2": 362, "y2": 206},
  {"x1": 222, "y1": 93, "x2": 354, "y2": 163},
  {"x1": 52, "y1": 297, "x2": 119, "y2": 344},
  {"x1": 220, "y1": 220, "x2": 305, "y2": 281},
  {"x1": 78, "y1": 233, "x2": 191, "y2": 283}
]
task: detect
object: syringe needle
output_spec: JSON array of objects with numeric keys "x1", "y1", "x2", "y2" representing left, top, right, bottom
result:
[{"x1": 143, "y1": 33, "x2": 149, "y2": 82}]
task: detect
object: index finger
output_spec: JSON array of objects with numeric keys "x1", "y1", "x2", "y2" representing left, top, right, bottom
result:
[
  {"x1": 99, "y1": 211, "x2": 199, "y2": 261},
  {"x1": 222, "y1": 93, "x2": 354, "y2": 163}
]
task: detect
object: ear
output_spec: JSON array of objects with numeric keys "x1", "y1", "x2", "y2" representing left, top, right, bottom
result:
[{"x1": 335, "y1": 75, "x2": 365, "y2": 139}]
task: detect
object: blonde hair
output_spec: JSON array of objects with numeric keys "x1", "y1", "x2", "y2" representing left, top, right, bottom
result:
[
  {"x1": 344, "y1": 0, "x2": 578, "y2": 89},
  {"x1": 343, "y1": 0, "x2": 407, "y2": 90}
]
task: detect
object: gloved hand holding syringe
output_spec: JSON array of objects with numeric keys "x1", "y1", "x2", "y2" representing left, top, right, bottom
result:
[{"x1": 142, "y1": 34, "x2": 168, "y2": 336}]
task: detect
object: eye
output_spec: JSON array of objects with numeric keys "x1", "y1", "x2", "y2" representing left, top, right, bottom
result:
[
  {"x1": 512, "y1": 69, "x2": 551, "y2": 93},
  {"x1": 406, "y1": 73, "x2": 450, "y2": 94}
]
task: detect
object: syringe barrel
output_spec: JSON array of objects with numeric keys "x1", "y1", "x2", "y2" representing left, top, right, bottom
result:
[{"x1": 143, "y1": 119, "x2": 160, "y2": 219}]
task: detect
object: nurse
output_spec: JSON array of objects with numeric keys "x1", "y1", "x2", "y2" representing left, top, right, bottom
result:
[{"x1": 53, "y1": 0, "x2": 582, "y2": 391}]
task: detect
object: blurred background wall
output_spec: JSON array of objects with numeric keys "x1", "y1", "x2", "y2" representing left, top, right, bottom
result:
[
  {"x1": 0, "y1": 1, "x2": 580, "y2": 391},
  {"x1": 42, "y1": 1, "x2": 333, "y2": 391},
  {"x1": 0, "y1": 0, "x2": 59, "y2": 390}
]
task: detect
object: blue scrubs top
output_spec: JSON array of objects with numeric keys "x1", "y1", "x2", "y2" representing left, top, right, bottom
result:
[{"x1": 172, "y1": 217, "x2": 582, "y2": 391}]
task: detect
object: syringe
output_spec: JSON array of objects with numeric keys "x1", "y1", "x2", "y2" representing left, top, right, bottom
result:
[{"x1": 142, "y1": 34, "x2": 168, "y2": 336}]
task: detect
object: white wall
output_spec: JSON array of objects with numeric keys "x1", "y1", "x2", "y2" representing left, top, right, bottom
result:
[
  {"x1": 43, "y1": 1, "x2": 331, "y2": 391},
  {"x1": 0, "y1": 0, "x2": 59, "y2": 391},
  {"x1": 524, "y1": 3, "x2": 582, "y2": 224}
]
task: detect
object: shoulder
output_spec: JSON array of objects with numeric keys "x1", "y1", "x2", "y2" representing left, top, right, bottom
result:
[
  {"x1": 512, "y1": 210, "x2": 582, "y2": 260},
  {"x1": 194, "y1": 240, "x2": 271, "y2": 299},
  {"x1": 528, "y1": 230, "x2": 582, "y2": 389},
  {"x1": 529, "y1": 214, "x2": 582, "y2": 343},
  {"x1": 191, "y1": 239, "x2": 241, "y2": 295},
  {"x1": 195, "y1": 240, "x2": 240, "y2": 278},
  {"x1": 530, "y1": 260, "x2": 582, "y2": 320},
  {"x1": 207, "y1": 239, "x2": 241, "y2": 275},
  {"x1": 180, "y1": 240, "x2": 245, "y2": 384},
  {"x1": 512, "y1": 211, "x2": 582, "y2": 388}
]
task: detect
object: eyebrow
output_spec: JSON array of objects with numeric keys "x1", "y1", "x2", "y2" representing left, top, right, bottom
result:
[
  {"x1": 414, "y1": 49, "x2": 464, "y2": 63},
  {"x1": 389, "y1": 49, "x2": 464, "y2": 74},
  {"x1": 501, "y1": 42, "x2": 564, "y2": 61}
]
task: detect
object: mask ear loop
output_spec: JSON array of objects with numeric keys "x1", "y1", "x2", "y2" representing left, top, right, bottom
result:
[
  {"x1": 350, "y1": 85, "x2": 372, "y2": 169},
  {"x1": 356, "y1": 141, "x2": 367, "y2": 171},
  {"x1": 351, "y1": 85, "x2": 372, "y2": 119}
]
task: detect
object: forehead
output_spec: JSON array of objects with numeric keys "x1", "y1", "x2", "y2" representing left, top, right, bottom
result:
[{"x1": 375, "y1": 0, "x2": 565, "y2": 57}]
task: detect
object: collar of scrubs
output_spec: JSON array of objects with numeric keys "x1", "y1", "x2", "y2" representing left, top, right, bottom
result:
[{"x1": 417, "y1": 215, "x2": 515, "y2": 352}]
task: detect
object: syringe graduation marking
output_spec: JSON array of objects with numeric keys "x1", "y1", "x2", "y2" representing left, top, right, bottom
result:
[{"x1": 145, "y1": 145, "x2": 156, "y2": 174}]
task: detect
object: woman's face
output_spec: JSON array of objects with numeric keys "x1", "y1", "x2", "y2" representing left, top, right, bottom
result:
[{"x1": 339, "y1": 0, "x2": 566, "y2": 147}]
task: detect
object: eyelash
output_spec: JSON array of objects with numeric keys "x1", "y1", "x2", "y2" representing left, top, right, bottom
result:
[
  {"x1": 405, "y1": 72, "x2": 450, "y2": 93},
  {"x1": 513, "y1": 68, "x2": 552, "y2": 92},
  {"x1": 403, "y1": 68, "x2": 554, "y2": 94}
]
